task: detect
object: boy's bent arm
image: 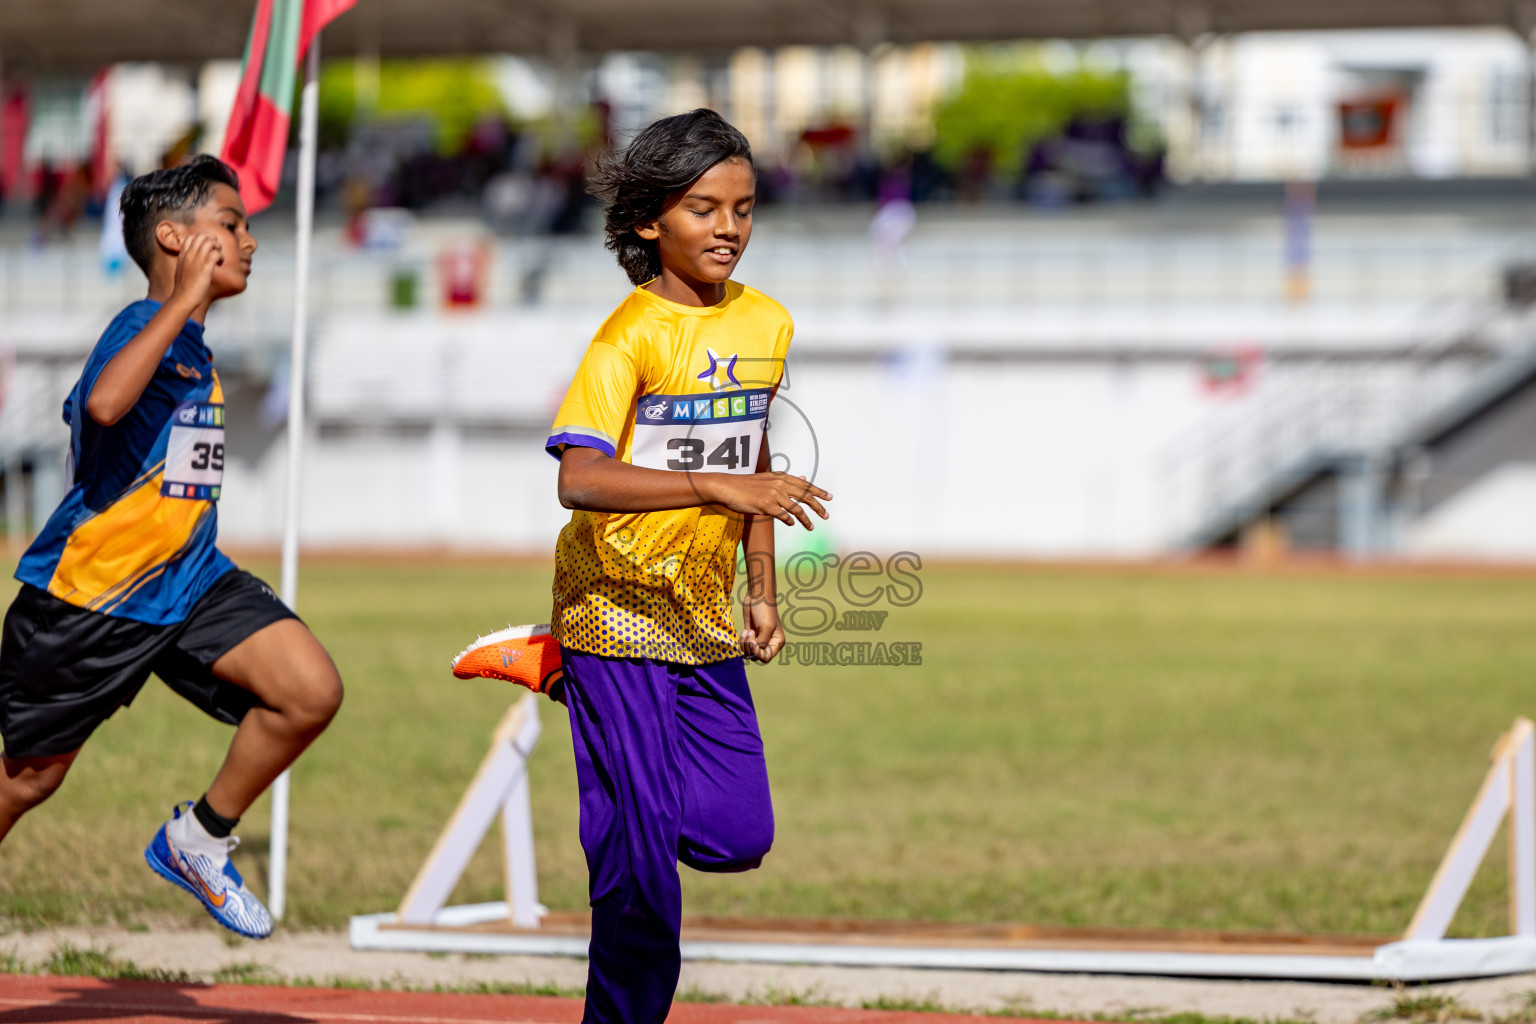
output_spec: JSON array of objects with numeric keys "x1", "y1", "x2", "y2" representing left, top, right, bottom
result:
[
  {"x1": 740, "y1": 441, "x2": 785, "y2": 662},
  {"x1": 558, "y1": 445, "x2": 832, "y2": 529},
  {"x1": 87, "y1": 234, "x2": 223, "y2": 426},
  {"x1": 740, "y1": 511, "x2": 782, "y2": 661},
  {"x1": 86, "y1": 299, "x2": 199, "y2": 425}
]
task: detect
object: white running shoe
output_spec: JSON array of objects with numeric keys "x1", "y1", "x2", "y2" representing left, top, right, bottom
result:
[{"x1": 144, "y1": 801, "x2": 273, "y2": 939}]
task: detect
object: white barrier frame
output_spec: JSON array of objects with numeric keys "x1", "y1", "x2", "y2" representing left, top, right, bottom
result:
[
  {"x1": 1407, "y1": 716, "x2": 1536, "y2": 942},
  {"x1": 395, "y1": 694, "x2": 545, "y2": 929},
  {"x1": 353, "y1": 714, "x2": 1536, "y2": 982}
]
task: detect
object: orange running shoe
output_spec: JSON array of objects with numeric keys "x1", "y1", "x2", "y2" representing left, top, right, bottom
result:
[{"x1": 451, "y1": 624, "x2": 564, "y2": 695}]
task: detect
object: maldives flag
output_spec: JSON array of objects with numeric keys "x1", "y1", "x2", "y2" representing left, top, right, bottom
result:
[{"x1": 220, "y1": 0, "x2": 355, "y2": 215}]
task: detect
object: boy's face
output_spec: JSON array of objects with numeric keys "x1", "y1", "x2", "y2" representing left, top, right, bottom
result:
[
  {"x1": 166, "y1": 183, "x2": 257, "y2": 298},
  {"x1": 640, "y1": 157, "x2": 755, "y2": 290}
]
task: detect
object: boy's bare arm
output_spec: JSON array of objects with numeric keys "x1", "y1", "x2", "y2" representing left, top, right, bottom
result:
[
  {"x1": 558, "y1": 444, "x2": 831, "y2": 529},
  {"x1": 86, "y1": 234, "x2": 224, "y2": 427},
  {"x1": 740, "y1": 441, "x2": 785, "y2": 662}
]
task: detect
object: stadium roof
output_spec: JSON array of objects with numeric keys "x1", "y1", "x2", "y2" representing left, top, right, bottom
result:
[{"x1": 1, "y1": 0, "x2": 1530, "y2": 71}]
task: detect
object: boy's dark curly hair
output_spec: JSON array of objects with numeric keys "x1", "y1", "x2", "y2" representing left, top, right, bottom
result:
[
  {"x1": 590, "y1": 109, "x2": 754, "y2": 286},
  {"x1": 120, "y1": 155, "x2": 241, "y2": 275}
]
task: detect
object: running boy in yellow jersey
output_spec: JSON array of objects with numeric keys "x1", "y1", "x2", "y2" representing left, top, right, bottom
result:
[
  {"x1": 546, "y1": 109, "x2": 832, "y2": 1024},
  {"x1": 0, "y1": 156, "x2": 343, "y2": 938}
]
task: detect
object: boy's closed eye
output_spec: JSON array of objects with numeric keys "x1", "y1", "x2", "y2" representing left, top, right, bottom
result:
[{"x1": 689, "y1": 205, "x2": 751, "y2": 220}]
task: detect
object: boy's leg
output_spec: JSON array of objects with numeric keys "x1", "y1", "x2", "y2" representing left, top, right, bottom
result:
[
  {"x1": 155, "y1": 569, "x2": 342, "y2": 821},
  {"x1": 140, "y1": 569, "x2": 340, "y2": 939},
  {"x1": 199, "y1": 619, "x2": 342, "y2": 819},
  {"x1": 0, "y1": 583, "x2": 167, "y2": 844},
  {"x1": 0, "y1": 751, "x2": 79, "y2": 842},
  {"x1": 675, "y1": 658, "x2": 774, "y2": 873},
  {"x1": 562, "y1": 651, "x2": 685, "y2": 1024}
]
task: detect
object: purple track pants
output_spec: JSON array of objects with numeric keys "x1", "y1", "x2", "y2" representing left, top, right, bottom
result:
[{"x1": 561, "y1": 650, "x2": 775, "y2": 1024}]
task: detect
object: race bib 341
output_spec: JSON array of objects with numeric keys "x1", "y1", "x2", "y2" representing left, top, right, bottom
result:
[{"x1": 629, "y1": 388, "x2": 770, "y2": 475}]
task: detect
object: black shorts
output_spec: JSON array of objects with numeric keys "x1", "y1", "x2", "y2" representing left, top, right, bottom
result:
[{"x1": 0, "y1": 569, "x2": 299, "y2": 759}]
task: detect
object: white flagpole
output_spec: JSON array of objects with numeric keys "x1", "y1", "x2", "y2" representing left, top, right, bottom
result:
[{"x1": 270, "y1": 31, "x2": 322, "y2": 923}]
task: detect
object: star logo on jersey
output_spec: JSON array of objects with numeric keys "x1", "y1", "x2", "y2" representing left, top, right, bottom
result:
[{"x1": 696, "y1": 348, "x2": 741, "y2": 391}]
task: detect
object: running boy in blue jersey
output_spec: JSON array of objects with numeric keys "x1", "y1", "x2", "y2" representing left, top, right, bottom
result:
[{"x1": 0, "y1": 156, "x2": 343, "y2": 939}]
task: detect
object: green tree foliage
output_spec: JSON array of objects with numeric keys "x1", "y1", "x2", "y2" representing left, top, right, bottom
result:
[
  {"x1": 316, "y1": 59, "x2": 507, "y2": 153},
  {"x1": 932, "y1": 48, "x2": 1132, "y2": 176}
]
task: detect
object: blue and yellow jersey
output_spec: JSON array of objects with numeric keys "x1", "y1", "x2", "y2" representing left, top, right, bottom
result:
[
  {"x1": 16, "y1": 300, "x2": 234, "y2": 625},
  {"x1": 546, "y1": 281, "x2": 792, "y2": 665}
]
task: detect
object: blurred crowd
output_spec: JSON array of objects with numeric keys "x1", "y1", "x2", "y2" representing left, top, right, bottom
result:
[
  {"x1": 2, "y1": 97, "x2": 1165, "y2": 255},
  {"x1": 324, "y1": 103, "x2": 1165, "y2": 232}
]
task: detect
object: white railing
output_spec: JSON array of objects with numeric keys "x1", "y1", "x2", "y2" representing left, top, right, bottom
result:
[
  {"x1": 0, "y1": 214, "x2": 1522, "y2": 326},
  {"x1": 1158, "y1": 302, "x2": 1536, "y2": 547}
]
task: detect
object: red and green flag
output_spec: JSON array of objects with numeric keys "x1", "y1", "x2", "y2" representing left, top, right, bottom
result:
[{"x1": 220, "y1": 0, "x2": 355, "y2": 215}]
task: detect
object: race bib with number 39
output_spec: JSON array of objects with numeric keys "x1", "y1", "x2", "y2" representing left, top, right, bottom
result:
[
  {"x1": 161, "y1": 401, "x2": 225, "y2": 500},
  {"x1": 629, "y1": 388, "x2": 770, "y2": 475}
]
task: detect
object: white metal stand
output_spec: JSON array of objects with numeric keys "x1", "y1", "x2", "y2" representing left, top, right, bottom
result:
[
  {"x1": 1407, "y1": 716, "x2": 1536, "y2": 941},
  {"x1": 396, "y1": 694, "x2": 546, "y2": 929},
  {"x1": 351, "y1": 715, "x2": 1536, "y2": 982}
]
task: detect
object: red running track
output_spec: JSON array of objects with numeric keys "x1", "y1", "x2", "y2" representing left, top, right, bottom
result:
[{"x1": 0, "y1": 974, "x2": 1093, "y2": 1024}]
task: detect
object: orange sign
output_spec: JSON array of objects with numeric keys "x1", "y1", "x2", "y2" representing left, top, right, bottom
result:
[{"x1": 1338, "y1": 96, "x2": 1400, "y2": 150}]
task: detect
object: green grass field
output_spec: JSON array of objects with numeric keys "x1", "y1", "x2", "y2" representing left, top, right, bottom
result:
[{"x1": 3, "y1": 558, "x2": 1536, "y2": 939}]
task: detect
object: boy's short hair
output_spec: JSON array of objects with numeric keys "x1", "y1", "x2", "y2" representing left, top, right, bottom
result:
[
  {"x1": 591, "y1": 109, "x2": 754, "y2": 286},
  {"x1": 120, "y1": 155, "x2": 242, "y2": 275}
]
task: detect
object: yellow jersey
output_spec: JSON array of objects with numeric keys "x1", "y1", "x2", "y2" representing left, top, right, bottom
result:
[{"x1": 546, "y1": 280, "x2": 792, "y2": 665}]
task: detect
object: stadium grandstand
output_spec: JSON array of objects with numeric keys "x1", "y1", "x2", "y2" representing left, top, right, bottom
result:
[{"x1": 2, "y1": 1, "x2": 1536, "y2": 561}]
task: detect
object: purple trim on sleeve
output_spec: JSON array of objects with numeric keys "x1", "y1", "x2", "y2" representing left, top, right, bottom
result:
[{"x1": 545, "y1": 431, "x2": 617, "y2": 460}]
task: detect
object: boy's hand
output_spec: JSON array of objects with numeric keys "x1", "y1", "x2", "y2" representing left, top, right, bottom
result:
[
  {"x1": 741, "y1": 597, "x2": 785, "y2": 663},
  {"x1": 706, "y1": 472, "x2": 831, "y2": 529},
  {"x1": 171, "y1": 233, "x2": 225, "y2": 309}
]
